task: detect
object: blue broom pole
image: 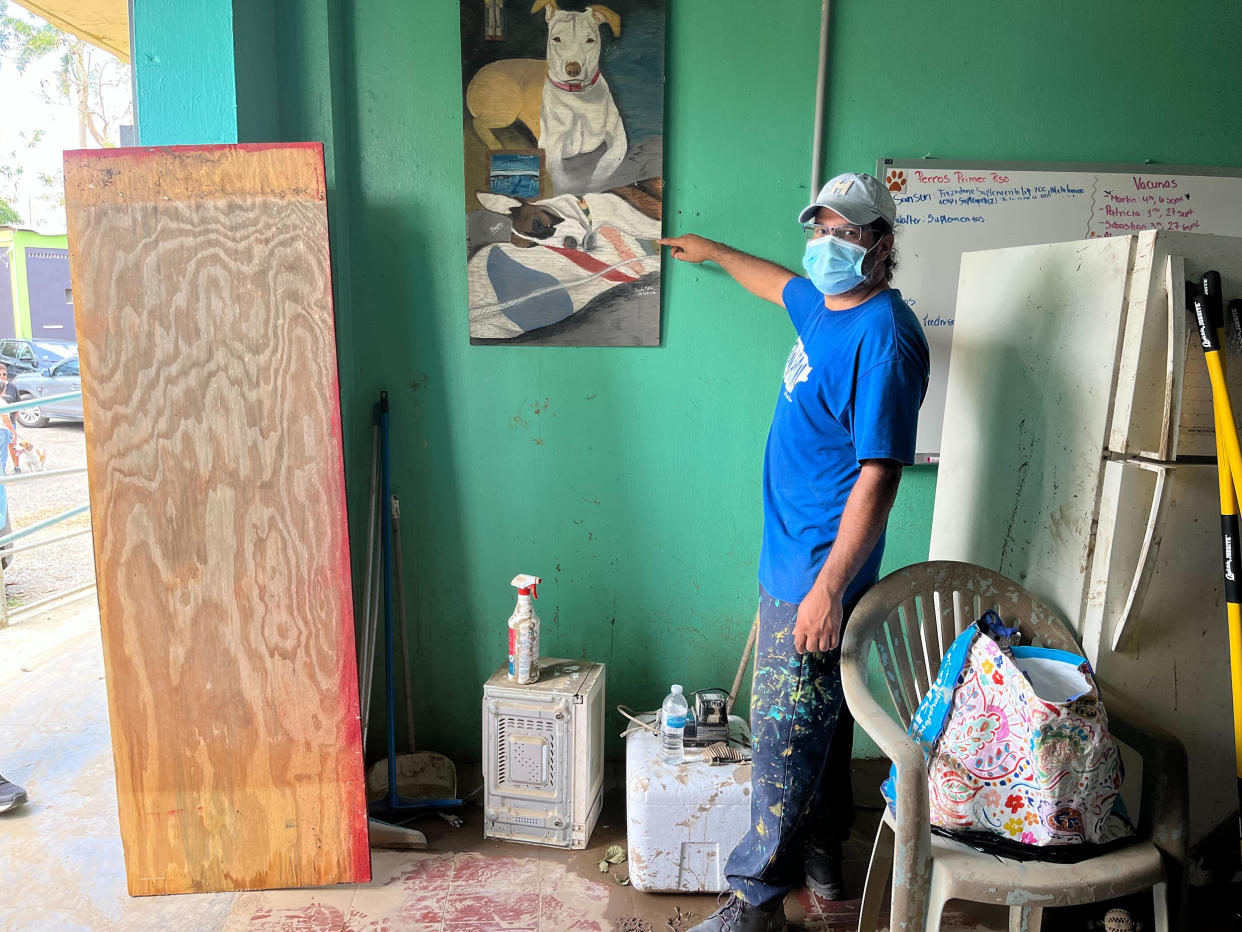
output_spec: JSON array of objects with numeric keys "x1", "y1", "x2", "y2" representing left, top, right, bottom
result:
[
  {"x1": 379, "y1": 391, "x2": 400, "y2": 809},
  {"x1": 371, "y1": 390, "x2": 461, "y2": 813}
]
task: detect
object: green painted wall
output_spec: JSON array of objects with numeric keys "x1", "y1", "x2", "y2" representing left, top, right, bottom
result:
[
  {"x1": 231, "y1": 0, "x2": 280, "y2": 145},
  {"x1": 135, "y1": 0, "x2": 1242, "y2": 762},
  {"x1": 332, "y1": 1, "x2": 837, "y2": 762},
  {"x1": 132, "y1": 0, "x2": 238, "y2": 145}
]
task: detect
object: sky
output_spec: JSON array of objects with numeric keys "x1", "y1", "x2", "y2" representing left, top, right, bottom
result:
[{"x1": 0, "y1": 5, "x2": 132, "y2": 234}]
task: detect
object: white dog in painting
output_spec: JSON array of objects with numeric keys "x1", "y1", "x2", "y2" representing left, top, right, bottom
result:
[
  {"x1": 465, "y1": 1, "x2": 626, "y2": 195},
  {"x1": 536, "y1": 0, "x2": 627, "y2": 193}
]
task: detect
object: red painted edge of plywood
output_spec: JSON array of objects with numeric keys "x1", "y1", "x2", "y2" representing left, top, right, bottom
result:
[
  {"x1": 299, "y1": 140, "x2": 369, "y2": 877},
  {"x1": 63, "y1": 142, "x2": 325, "y2": 159},
  {"x1": 311, "y1": 139, "x2": 371, "y2": 870},
  {"x1": 63, "y1": 144, "x2": 327, "y2": 203}
]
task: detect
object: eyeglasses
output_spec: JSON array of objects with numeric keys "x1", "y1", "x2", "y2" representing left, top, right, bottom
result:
[{"x1": 802, "y1": 222, "x2": 868, "y2": 244}]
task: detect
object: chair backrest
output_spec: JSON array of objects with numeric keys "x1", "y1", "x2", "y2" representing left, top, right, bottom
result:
[{"x1": 846, "y1": 561, "x2": 1081, "y2": 728}]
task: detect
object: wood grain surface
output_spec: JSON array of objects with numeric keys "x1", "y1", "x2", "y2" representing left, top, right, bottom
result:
[{"x1": 63, "y1": 144, "x2": 369, "y2": 895}]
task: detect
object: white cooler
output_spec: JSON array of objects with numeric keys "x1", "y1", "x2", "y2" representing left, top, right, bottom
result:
[{"x1": 625, "y1": 715, "x2": 752, "y2": 892}]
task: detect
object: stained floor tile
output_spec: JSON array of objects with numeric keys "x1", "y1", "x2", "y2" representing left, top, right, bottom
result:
[
  {"x1": 449, "y1": 853, "x2": 539, "y2": 889},
  {"x1": 6, "y1": 608, "x2": 1241, "y2": 931},
  {"x1": 445, "y1": 891, "x2": 541, "y2": 927}
]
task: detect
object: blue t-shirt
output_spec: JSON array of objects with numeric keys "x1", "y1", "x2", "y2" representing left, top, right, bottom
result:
[{"x1": 758, "y1": 278, "x2": 930, "y2": 605}]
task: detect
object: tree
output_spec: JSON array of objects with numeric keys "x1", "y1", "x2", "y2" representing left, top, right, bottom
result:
[
  {"x1": 0, "y1": 131, "x2": 44, "y2": 226},
  {"x1": 0, "y1": 0, "x2": 131, "y2": 148},
  {"x1": 0, "y1": 161, "x2": 24, "y2": 224}
]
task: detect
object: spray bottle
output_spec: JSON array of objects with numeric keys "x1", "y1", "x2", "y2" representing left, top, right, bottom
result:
[{"x1": 507, "y1": 574, "x2": 542, "y2": 685}]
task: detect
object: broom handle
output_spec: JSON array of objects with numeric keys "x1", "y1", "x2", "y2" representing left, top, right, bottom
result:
[
  {"x1": 727, "y1": 607, "x2": 761, "y2": 715},
  {"x1": 359, "y1": 413, "x2": 380, "y2": 753},
  {"x1": 392, "y1": 492, "x2": 418, "y2": 754}
]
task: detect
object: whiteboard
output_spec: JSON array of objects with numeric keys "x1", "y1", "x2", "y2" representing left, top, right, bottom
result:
[{"x1": 877, "y1": 158, "x2": 1242, "y2": 463}]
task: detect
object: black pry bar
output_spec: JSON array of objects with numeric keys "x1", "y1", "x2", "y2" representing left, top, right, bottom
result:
[
  {"x1": 1193, "y1": 292, "x2": 1219, "y2": 352},
  {"x1": 1230, "y1": 299, "x2": 1242, "y2": 354},
  {"x1": 1202, "y1": 270, "x2": 1225, "y2": 332}
]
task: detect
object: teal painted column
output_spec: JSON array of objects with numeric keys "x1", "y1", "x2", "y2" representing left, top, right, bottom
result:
[{"x1": 131, "y1": 0, "x2": 239, "y2": 145}]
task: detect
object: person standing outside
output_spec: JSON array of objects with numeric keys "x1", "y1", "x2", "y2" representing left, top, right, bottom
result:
[
  {"x1": 0, "y1": 366, "x2": 26, "y2": 814},
  {"x1": 1, "y1": 366, "x2": 19, "y2": 472},
  {"x1": 0, "y1": 366, "x2": 13, "y2": 565},
  {"x1": 659, "y1": 172, "x2": 929, "y2": 932}
]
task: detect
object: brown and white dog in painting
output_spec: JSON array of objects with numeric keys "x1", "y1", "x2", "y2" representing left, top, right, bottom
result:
[
  {"x1": 476, "y1": 178, "x2": 661, "y2": 250},
  {"x1": 466, "y1": 1, "x2": 625, "y2": 195}
]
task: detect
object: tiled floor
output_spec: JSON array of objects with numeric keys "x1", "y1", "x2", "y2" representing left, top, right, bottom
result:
[
  {"x1": 2, "y1": 601, "x2": 1239, "y2": 931},
  {"x1": 217, "y1": 791, "x2": 969, "y2": 932}
]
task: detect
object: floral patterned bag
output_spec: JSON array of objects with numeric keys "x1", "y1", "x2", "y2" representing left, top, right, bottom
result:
[{"x1": 882, "y1": 611, "x2": 1132, "y2": 859}]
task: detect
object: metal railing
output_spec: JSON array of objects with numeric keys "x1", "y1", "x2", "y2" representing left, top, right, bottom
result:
[{"x1": 0, "y1": 390, "x2": 91, "y2": 627}]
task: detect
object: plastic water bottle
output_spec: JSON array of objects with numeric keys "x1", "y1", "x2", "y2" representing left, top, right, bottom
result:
[{"x1": 660, "y1": 684, "x2": 688, "y2": 764}]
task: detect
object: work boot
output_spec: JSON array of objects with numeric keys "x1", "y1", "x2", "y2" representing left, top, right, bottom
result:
[
  {"x1": 0, "y1": 774, "x2": 28, "y2": 813},
  {"x1": 687, "y1": 893, "x2": 787, "y2": 932},
  {"x1": 804, "y1": 838, "x2": 846, "y2": 900}
]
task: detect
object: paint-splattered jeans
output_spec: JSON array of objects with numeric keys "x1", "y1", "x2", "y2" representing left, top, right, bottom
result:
[{"x1": 724, "y1": 584, "x2": 860, "y2": 907}]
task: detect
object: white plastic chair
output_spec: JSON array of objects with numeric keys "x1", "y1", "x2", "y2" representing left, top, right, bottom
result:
[{"x1": 840, "y1": 561, "x2": 1187, "y2": 932}]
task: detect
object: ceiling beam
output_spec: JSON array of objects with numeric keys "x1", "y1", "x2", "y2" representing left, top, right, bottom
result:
[{"x1": 11, "y1": 0, "x2": 130, "y2": 62}]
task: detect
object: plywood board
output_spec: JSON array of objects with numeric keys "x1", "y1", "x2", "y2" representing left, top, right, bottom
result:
[{"x1": 63, "y1": 143, "x2": 369, "y2": 895}]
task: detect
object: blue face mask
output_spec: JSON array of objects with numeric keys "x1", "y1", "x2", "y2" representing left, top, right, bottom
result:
[{"x1": 802, "y1": 234, "x2": 873, "y2": 296}]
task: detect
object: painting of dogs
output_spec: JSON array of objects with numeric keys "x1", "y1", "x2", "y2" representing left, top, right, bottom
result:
[{"x1": 460, "y1": 0, "x2": 665, "y2": 346}]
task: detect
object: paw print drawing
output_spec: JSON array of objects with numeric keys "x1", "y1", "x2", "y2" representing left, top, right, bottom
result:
[{"x1": 886, "y1": 168, "x2": 906, "y2": 193}]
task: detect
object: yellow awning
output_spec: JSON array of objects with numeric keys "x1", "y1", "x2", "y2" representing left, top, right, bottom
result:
[{"x1": 11, "y1": 0, "x2": 129, "y2": 63}]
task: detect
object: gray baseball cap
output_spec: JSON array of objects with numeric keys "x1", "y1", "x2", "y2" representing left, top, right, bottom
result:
[{"x1": 798, "y1": 172, "x2": 897, "y2": 227}]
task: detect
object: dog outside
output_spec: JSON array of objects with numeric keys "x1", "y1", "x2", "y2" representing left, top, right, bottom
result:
[
  {"x1": 2, "y1": 422, "x2": 93, "y2": 610},
  {"x1": 461, "y1": 0, "x2": 666, "y2": 346}
]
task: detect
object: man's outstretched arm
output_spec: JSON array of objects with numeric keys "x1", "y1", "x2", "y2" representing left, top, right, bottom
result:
[{"x1": 658, "y1": 234, "x2": 795, "y2": 307}]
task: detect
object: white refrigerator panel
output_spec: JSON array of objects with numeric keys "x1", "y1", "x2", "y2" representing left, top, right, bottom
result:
[
  {"x1": 1080, "y1": 458, "x2": 1172, "y2": 661},
  {"x1": 1086, "y1": 462, "x2": 1236, "y2": 880},
  {"x1": 931, "y1": 235, "x2": 1137, "y2": 632},
  {"x1": 932, "y1": 230, "x2": 1242, "y2": 878},
  {"x1": 1107, "y1": 231, "x2": 1242, "y2": 459}
]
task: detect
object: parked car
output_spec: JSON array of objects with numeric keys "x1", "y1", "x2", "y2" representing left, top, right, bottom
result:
[
  {"x1": 11, "y1": 355, "x2": 83, "y2": 428},
  {"x1": 0, "y1": 338, "x2": 76, "y2": 377}
]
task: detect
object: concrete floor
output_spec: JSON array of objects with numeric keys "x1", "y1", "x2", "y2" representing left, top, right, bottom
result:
[
  {"x1": 0, "y1": 601, "x2": 1232, "y2": 931},
  {"x1": 0, "y1": 602, "x2": 236, "y2": 931}
]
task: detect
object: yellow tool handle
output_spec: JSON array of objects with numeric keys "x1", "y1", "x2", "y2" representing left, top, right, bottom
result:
[
  {"x1": 1230, "y1": 604, "x2": 1242, "y2": 781},
  {"x1": 1202, "y1": 325, "x2": 1242, "y2": 855},
  {"x1": 1204, "y1": 351, "x2": 1242, "y2": 508}
]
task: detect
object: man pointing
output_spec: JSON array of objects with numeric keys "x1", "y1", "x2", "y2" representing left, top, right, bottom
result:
[{"x1": 660, "y1": 172, "x2": 929, "y2": 932}]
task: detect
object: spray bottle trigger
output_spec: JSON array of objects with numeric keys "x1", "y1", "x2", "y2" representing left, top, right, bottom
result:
[{"x1": 511, "y1": 574, "x2": 542, "y2": 596}]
